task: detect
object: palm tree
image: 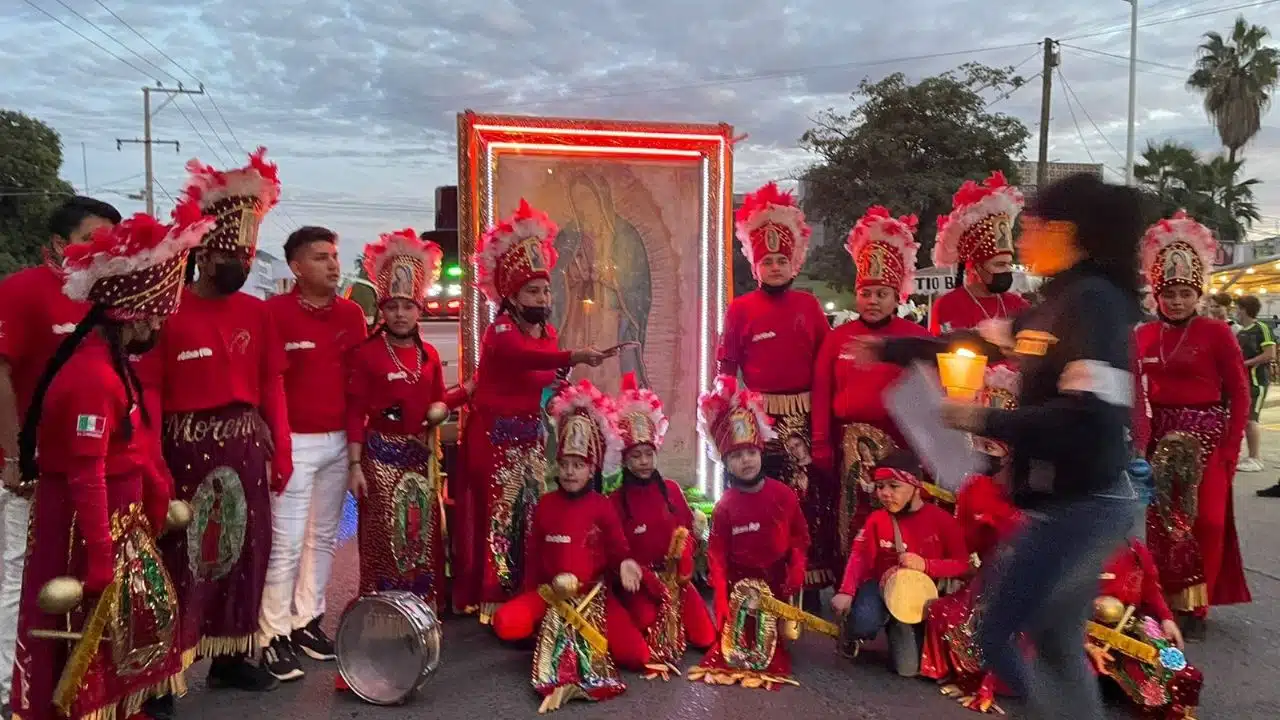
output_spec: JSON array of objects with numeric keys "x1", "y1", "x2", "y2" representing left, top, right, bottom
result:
[
  {"x1": 1198, "y1": 156, "x2": 1262, "y2": 243},
  {"x1": 1134, "y1": 140, "x2": 1200, "y2": 196},
  {"x1": 1187, "y1": 16, "x2": 1280, "y2": 164}
]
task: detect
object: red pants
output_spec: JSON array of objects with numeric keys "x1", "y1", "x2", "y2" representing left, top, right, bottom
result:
[
  {"x1": 492, "y1": 591, "x2": 651, "y2": 671},
  {"x1": 621, "y1": 586, "x2": 716, "y2": 650}
]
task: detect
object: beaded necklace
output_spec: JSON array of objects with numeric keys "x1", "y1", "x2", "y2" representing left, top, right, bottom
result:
[{"x1": 383, "y1": 333, "x2": 422, "y2": 383}]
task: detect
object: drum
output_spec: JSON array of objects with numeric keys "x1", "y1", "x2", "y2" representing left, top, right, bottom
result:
[
  {"x1": 336, "y1": 591, "x2": 443, "y2": 705},
  {"x1": 881, "y1": 567, "x2": 938, "y2": 624}
]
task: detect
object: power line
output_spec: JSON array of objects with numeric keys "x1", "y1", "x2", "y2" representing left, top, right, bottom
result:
[
  {"x1": 92, "y1": 0, "x2": 201, "y2": 84},
  {"x1": 1056, "y1": 68, "x2": 1099, "y2": 165},
  {"x1": 1056, "y1": 68, "x2": 1126, "y2": 164},
  {"x1": 47, "y1": 0, "x2": 180, "y2": 83},
  {"x1": 1059, "y1": 43, "x2": 1190, "y2": 74},
  {"x1": 19, "y1": 0, "x2": 151, "y2": 78},
  {"x1": 985, "y1": 71, "x2": 1041, "y2": 108},
  {"x1": 1062, "y1": 0, "x2": 1280, "y2": 42}
]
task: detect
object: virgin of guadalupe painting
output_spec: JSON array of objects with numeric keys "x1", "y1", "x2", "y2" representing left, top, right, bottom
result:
[
  {"x1": 1164, "y1": 249, "x2": 1193, "y2": 282},
  {"x1": 551, "y1": 172, "x2": 653, "y2": 390}
]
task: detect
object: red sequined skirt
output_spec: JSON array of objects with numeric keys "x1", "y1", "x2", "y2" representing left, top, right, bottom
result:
[{"x1": 357, "y1": 432, "x2": 444, "y2": 611}]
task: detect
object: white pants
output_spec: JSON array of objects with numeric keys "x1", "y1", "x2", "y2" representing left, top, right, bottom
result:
[
  {"x1": 0, "y1": 491, "x2": 29, "y2": 703},
  {"x1": 258, "y1": 432, "x2": 349, "y2": 641}
]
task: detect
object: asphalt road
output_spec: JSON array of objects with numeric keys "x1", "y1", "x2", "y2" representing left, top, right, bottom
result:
[{"x1": 172, "y1": 423, "x2": 1280, "y2": 720}]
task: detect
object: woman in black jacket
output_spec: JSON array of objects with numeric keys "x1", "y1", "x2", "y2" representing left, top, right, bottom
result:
[{"x1": 869, "y1": 173, "x2": 1144, "y2": 720}]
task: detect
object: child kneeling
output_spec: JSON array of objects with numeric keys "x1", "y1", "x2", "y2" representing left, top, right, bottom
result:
[{"x1": 832, "y1": 450, "x2": 970, "y2": 677}]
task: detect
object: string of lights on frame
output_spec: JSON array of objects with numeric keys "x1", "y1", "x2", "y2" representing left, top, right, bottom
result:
[{"x1": 456, "y1": 111, "x2": 735, "y2": 496}]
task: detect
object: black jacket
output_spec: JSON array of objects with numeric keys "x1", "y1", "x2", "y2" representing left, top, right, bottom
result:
[{"x1": 882, "y1": 262, "x2": 1140, "y2": 510}]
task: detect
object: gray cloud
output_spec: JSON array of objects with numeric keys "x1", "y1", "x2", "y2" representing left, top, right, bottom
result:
[{"x1": 5, "y1": 0, "x2": 1280, "y2": 264}]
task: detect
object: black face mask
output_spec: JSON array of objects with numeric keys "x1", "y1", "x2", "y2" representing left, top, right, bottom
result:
[
  {"x1": 985, "y1": 271, "x2": 1014, "y2": 294},
  {"x1": 980, "y1": 453, "x2": 1004, "y2": 477},
  {"x1": 211, "y1": 261, "x2": 248, "y2": 295},
  {"x1": 726, "y1": 467, "x2": 765, "y2": 490},
  {"x1": 518, "y1": 305, "x2": 550, "y2": 324},
  {"x1": 124, "y1": 333, "x2": 159, "y2": 356},
  {"x1": 760, "y1": 278, "x2": 794, "y2": 296}
]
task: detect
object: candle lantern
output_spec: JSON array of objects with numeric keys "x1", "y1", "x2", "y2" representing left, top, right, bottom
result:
[{"x1": 936, "y1": 348, "x2": 988, "y2": 401}]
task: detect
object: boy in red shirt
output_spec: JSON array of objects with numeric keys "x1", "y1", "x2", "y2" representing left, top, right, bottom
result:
[
  {"x1": 491, "y1": 380, "x2": 647, "y2": 713},
  {"x1": 832, "y1": 450, "x2": 970, "y2": 677},
  {"x1": 258, "y1": 226, "x2": 368, "y2": 680},
  {"x1": 687, "y1": 375, "x2": 809, "y2": 690}
]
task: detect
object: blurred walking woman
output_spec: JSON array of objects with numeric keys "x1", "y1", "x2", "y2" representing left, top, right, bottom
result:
[{"x1": 872, "y1": 173, "x2": 1144, "y2": 720}]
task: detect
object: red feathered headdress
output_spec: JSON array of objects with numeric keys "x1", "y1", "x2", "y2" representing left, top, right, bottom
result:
[
  {"x1": 550, "y1": 380, "x2": 622, "y2": 475},
  {"x1": 934, "y1": 171, "x2": 1024, "y2": 269},
  {"x1": 846, "y1": 205, "x2": 920, "y2": 302},
  {"x1": 476, "y1": 199, "x2": 559, "y2": 302},
  {"x1": 178, "y1": 146, "x2": 281, "y2": 260},
  {"x1": 735, "y1": 182, "x2": 812, "y2": 280},
  {"x1": 1140, "y1": 210, "x2": 1217, "y2": 297},
  {"x1": 63, "y1": 197, "x2": 214, "y2": 320},
  {"x1": 615, "y1": 372, "x2": 669, "y2": 452},
  {"x1": 697, "y1": 375, "x2": 775, "y2": 462},
  {"x1": 361, "y1": 229, "x2": 443, "y2": 307}
]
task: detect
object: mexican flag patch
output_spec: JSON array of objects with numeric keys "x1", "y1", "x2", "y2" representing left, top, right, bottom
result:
[{"x1": 75, "y1": 414, "x2": 106, "y2": 438}]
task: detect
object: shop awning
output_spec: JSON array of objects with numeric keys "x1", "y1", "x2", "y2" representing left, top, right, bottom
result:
[{"x1": 1209, "y1": 254, "x2": 1280, "y2": 297}]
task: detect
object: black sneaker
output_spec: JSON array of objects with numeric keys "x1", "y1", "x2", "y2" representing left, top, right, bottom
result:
[
  {"x1": 207, "y1": 654, "x2": 280, "y2": 691},
  {"x1": 261, "y1": 635, "x2": 305, "y2": 681},
  {"x1": 291, "y1": 616, "x2": 336, "y2": 661},
  {"x1": 1257, "y1": 482, "x2": 1280, "y2": 498}
]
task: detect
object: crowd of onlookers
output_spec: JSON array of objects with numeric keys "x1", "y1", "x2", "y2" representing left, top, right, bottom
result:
[{"x1": 1198, "y1": 291, "x2": 1280, "y2": 496}]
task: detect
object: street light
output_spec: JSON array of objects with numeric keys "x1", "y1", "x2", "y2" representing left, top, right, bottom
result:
[{"x1": 1123, "y1": 0, "x2": 1139, "y2": 186}]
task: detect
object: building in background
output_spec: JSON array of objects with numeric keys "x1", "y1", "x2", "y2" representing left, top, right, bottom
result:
[
  {"x1": 246, "y1": 249, "x2": 292, "y2": 298},
  {"x1": 1014, "y1": 161, "x2": 1104, "y2": 199}
]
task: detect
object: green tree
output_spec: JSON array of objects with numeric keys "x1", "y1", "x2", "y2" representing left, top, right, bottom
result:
[
  {"x1": 0, "y1": 111, "x2": 75, "y2": 276},
  {"x1": 1187, "y1": 16, "x2": 1280, "y2": 164},
  {"x1": 1134, "y1": 141, "x2": 1261, "y2": 244},
  {"x1": 798, "y1": 63, "x2": 1031, "y2": 291}
]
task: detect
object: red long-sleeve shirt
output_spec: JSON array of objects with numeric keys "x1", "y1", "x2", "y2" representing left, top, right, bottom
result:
[
  {"x1": 135, "y1": 289, "x2": 291, "y2": 478},
  {"x1": 715, "y1": 289, "x2": 829, "y2": 393},
  {"x1": 1100, "y1": 539, "x2": 1174, "y2": 624},
  {"x1": 929, "y1": 287, "x2": 1029, "y2": 335},
  {"x1": 611, "y1": 477, "x2": 695, "y2": 575},
  {"x1": 1131, "y1": 317, "x2": 1249, "y2": 455},
  {"x1": 37, "y1": 338, "x2": 171, "y2": 583},
  {"x1": 810, "y1": 316, "x2": 929, "y2": 460},
  {"x1": 838, "y1": 503, "x2": 970, "y2": 595},
  {"x1": 522, "y1": 489, "x2": 634, "y2": 592},
  {"x1": 0, "y1": 264, "x2": 88, "y2": 432},
  {"x1": 472, "y1": 316, "x2": 570, "y2": 416},
  {"x1": 266, "y1": 290, "x2": 367, "y2": 434},
  {"x1": 345, "y1": 338, "x2": 446, "y2": 443},
  {"x1": 708, "y1": 478, "x2": 809, "y2": 602}
]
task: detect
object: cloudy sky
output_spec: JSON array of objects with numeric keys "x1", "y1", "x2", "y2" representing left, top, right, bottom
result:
[{"x1": 5, "y1": 0, "x2": 1280, "y2": 268}]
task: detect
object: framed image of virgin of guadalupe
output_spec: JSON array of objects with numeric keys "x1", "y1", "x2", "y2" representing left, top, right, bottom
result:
[{"x1": 457, "y1": 112, "x2": 734, "y2": 492}]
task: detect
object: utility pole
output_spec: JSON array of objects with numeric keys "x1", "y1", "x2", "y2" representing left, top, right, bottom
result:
[
  {"x1": 115, "y1": 83, "x2": 205, "y2": 214},
  {"x1": 1037, "y1": 38, "x2": 1060, "y2": 192},
  {"x1": 1124, "y1": 0, "x2": 1139, "y2": 186}
]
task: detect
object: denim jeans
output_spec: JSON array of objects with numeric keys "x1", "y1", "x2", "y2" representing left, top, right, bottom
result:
[
  {"x1": 976, "y1": 488, "x2": 1138, "y2": 720},
  {"x1": 845, "y1": 579, "x2": 924, "y2": 677}
]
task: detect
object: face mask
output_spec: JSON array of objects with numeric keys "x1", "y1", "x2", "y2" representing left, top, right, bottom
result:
[
  {"x1": 985, "y1": 271, "x2": 1014, "y2": 294},
  {"x1": 125, "y1": 333, "x2": 159, "y2": 356},
  {"x1": 211, "y1": 261, "x2": 248, "y2": 295},
  {"x1": 760, "y1": 278, "x2": 794, "y2": 295},
  {"x1": 518, "y1": 305, "x2": 550, "y2": 324}
]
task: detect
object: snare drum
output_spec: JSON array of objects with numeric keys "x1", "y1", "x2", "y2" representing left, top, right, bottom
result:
[{"x1": 336, "y1": 591, "x2": 443, "y2": 705}]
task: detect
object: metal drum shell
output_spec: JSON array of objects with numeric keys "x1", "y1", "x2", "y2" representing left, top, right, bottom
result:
[{"x1": 336, "y1": 591, "x2": 442, "y2": 705}]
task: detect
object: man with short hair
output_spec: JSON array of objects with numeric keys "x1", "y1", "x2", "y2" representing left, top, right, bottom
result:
[
  {"x1": 0, "y1": 196, "x2": 120, "y2": 717},
  {"x1": 258, "y1": 227, "x2": 366, "y2": 681},
  {"x1": 1235, "y1": 295, "x2": 1277, "y2": 478}
]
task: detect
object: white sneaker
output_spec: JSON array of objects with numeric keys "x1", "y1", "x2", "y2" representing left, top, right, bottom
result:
[{"x1": 1237, "y1": 457, "x2": 1265, "y2": 472}]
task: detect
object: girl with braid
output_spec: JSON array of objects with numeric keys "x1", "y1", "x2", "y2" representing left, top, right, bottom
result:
[
  {"x1": 11, "y1": 203, "x2": 212, "y2": 720},
  {"x1": 610, "y1": 373, "x2": 715, "y2": 679}
]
